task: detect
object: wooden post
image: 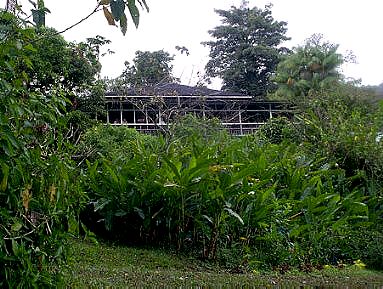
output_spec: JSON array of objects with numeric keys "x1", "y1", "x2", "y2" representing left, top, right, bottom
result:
[
  {"x1": 120, "y1": 102, "x2": 123, "y2": 124},
  {"x1": 239, "y1": 110, "x2": 243, "y2": 136}
]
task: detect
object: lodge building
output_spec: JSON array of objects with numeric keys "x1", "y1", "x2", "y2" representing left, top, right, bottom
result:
[{"x1": 105, "y1": 83, "x2": 292, "y2": 136}]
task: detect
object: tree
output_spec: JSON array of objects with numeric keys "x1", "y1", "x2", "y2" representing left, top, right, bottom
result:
[
  {"x1": 273, "y1": 34, "x2": 345, "y2": 100},
  {"x1": 27, "y1": 28, "x2": 103, "y2": 92},
  {"x1": 203, "y1": 3, "x2": 290, "y2": 97},
  {"x1": 0, "y1": 11, "x2": 85, "y2": 287},
  {"x1": 110, "y1": 50, "x2": 176, "y2": 92}
]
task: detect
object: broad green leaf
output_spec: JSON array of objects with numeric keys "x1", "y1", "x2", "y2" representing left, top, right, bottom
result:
[
  {"x1": 224, "y1": 207, "x2": 244, "y2": 225},
  {"x1": 11, "y1": 222, "x2": 23, "y2": 232},
  {"x1": 103, "y1": 161, "x2": 119, "y2": 186},
  {"x1": 0, "y1": 163, "x2": 9, "y2": 192},
  {"x1": 163, "y1": 157, "x2": 181, "y2": 181},
  {"x1": 164, "y1": 182, "x2": 180, "y2": 188},
  {"x1": 5, "y1": 130, "x2": 19, "y2": 149},
  {"x1": 120, "y1": 13, "x2": 128, "y2": 35},
  {"x1": 12, "y1": 240, "x2": 18, "y2": 255},
  {"x1": 189, "y1": 156, "x2": 197, "y2": 170},
  {"x1": 114, "y1": 210, "x2": 127, "y2": 217},
  {"x1": 202, "y1": 214, "x2": 213, "y2": 225},
  {"x1": 137, "y1": 0, "x2": 149, "y2": 12},
  {"x1": 127, "y1": 1, "x2": 140, "y2": 28},
  {"x1": 134, "y1": 207, "x2": 145, "y2": 220},
  {"x1": 103, "y1": 7, "x2": 116, "y2": 26},
  {"x1": 110, "y1": 0, "x2": 125, "y2": 21},
  {"x1": 94, "y1": 198, "x2": 111, "y2": 212},
  {"x1": 54, "y1": 245, "x2": 64, "y2": 259}
]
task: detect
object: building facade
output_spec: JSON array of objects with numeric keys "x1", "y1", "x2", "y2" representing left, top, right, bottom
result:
[{"x1": 105, "y1": 83, "x2": 292, "y2": 135}]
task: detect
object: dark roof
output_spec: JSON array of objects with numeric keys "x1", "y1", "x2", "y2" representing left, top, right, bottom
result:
[{"x1": 105, "y1": 83, "x2": 247, "y2": 97}]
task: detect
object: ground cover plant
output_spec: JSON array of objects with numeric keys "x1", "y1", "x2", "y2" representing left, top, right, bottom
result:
[
  {"x1": 64, "y1": 238, "x2": 383, "y2": 288},
  {"x1": 79, "y1": 113, "x2": 383, "y2": 272}
]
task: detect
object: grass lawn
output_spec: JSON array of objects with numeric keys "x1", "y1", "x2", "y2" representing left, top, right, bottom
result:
[{"x1": 63, "y1": 238, "x2": 383, "y2": 288}]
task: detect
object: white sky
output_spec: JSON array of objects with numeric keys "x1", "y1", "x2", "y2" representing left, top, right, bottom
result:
[{"x1": 5, "y1": 0, "x2": 383, "y2": 88}]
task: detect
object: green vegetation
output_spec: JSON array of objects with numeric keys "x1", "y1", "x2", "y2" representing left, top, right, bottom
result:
[
  {"x1": 0, "y1": 12, "x2": 86, "y2": 287},
  {"x1": 64, "y1": 239, "x2": 383, "y2": 288},
  {"x1": 106, "y1": 49, "x2": 177, "y2": 93},
  {"x1": 1, "y1": 2, "x2": 383, "y2": 288},
  {"x1": 27, "y1": 0, "x2": 149, "y2": 36},
  {"x1": 273, "y1": 34, "x2": 345, "y2": 99},
  {"x1": 78, "y1": 114, "x2": 383, "y2": 272},
  {"x1": 203, "y1": 3, "x2": 290, "y2": 96}
]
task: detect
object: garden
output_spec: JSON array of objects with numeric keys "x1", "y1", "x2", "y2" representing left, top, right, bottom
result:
[{"x1": 1, "y1": 2, "x2": 383, "y2": 287}]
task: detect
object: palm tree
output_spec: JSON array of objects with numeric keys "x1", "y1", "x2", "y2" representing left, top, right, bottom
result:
[{"x1": 273, "y1": 34, "x2": 344, "y2": 100}]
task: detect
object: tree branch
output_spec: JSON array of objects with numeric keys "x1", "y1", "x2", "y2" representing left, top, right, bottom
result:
[
  {"x1": 56, "y1": 5, "x2": 101, "y2": 35},
  {"x1": 28, "y1": 5, "x2": 102, "y2": 44}
]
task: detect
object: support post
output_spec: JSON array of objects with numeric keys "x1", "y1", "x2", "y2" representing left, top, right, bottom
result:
[
  {"x1": 120, "y1": 102, "x2": 123, "y2": 124},
  {"x1": 239, "y1": 110, "x2": 243, "y2": 136}
]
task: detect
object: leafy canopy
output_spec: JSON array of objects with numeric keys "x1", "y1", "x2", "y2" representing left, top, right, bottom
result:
[
  {"x1": 107, "y1": 50, "x2": 176, "y2": 92},
  {"x1": 273, "y1": 34, "x2": 345, "y2": 100},
  {"x1": 26, "y1": 28, "x2": 104, "y2": 92},
  {"x1": 203, "y1": 3, "x2": 290, "y2": 97}
]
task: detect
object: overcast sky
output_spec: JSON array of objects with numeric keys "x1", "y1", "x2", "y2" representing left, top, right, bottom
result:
[{"x1": 5, "y1": 0, "x2": 383, "y2": 88}]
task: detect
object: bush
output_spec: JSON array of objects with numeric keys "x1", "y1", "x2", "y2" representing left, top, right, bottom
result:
[
  {"x1": 76, "y1": 124, "x2": 160, "y2": 163},
  {"x1": 0, "y1": 12, "x2": 85, "y2": 287},
  {"x1": 79, "y1": 116, "x2": 383, "y2": 270}
]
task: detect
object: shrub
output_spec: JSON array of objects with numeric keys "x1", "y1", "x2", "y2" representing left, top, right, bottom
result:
[
  {"x1": 0, "y1": 12, "x2": 85, "y2": 287},
  {"x1": 80, "y1": 116, "x2": 383, "y2": 270}
]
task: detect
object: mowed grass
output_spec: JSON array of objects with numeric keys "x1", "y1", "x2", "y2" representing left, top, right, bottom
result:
[{"x1": 63, "y1": 239, "x2": 383, "y2": 288}]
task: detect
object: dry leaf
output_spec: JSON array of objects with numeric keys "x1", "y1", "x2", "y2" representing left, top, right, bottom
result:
[
  {"x1": 22, "y1": 185, "x2": 32, "y2": 212},
  {"x1": 103, "y1": 7, "x2": 116, "y2": 26}
]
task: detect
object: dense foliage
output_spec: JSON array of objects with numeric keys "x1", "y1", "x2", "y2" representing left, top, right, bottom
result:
[
  {"x1": 203, "y1": 3, "x2": 290, "y2": 97},
  {"x1": 273, "y1": 34, "x2": 345, "y2": 100},
  {"x1": 0, "y1": 2, "x2": 152, "y2": 284},
  {"x1": 0, "y1": 12, "x2": 94, "y2": 287},
  {"x1": 78, "y1": 112, "x2": 383, "y2": 271},
  {"x1": 1, "y1": 2, "x2": 383, "y2": 287},
  {"x1": 106, "y1": 50, "x2": 176, "y2": 93}
]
